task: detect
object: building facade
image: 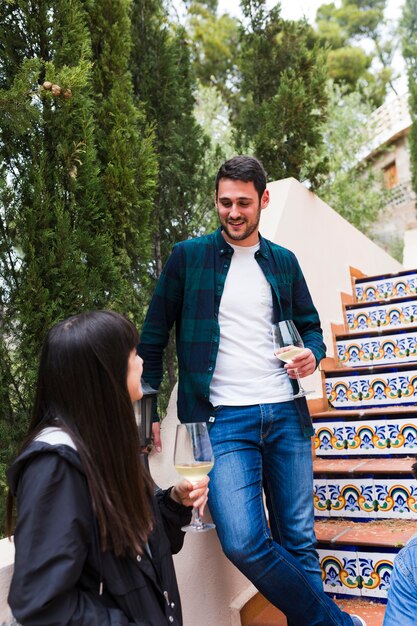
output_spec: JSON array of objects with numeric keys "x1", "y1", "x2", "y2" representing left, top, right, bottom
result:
[{"x1": 364, "y1": 93, "x2": 417, "y2": 262}]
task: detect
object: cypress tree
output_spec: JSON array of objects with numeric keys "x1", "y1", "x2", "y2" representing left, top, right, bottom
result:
[
  {"x1": 234, "y1": 0, "x2": 329, "y2": 188},
  {"x1": 0, "y1": 1, "x2": 117, "y2": 416},
  {"x1": 131, "y1": 0, "x2": 212, "y2": 274},
  {"x1": 131, "y1": 0, "x2": 213, "y2": 400},
  {"x1": 87, "y1": 0, "x2": 157, "y2": 319},
  {"x1": 0, "y1": 0, "x2": 156, "y2": 530}
]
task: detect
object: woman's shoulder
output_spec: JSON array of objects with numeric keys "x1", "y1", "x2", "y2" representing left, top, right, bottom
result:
[{"x1": 7, "y1": 428, "x2": 84, "y2": 496}]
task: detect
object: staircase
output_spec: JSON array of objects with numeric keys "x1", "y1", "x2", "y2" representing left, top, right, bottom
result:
[{"x1": 247, "y1": 267, "x2": 417, "y2": 626}]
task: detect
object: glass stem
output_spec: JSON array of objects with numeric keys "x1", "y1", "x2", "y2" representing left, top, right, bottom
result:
[
  {"x1": 294, "y1": 368, "x2": 305, "y2": 394},
  {"x1": 191, "y1": 507, "x2": 204, "y2": 529}
]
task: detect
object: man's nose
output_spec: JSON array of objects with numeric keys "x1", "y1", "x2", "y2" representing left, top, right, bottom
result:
[{"x1": 229, "y1": 204, "x2": 240, "y2": 218}]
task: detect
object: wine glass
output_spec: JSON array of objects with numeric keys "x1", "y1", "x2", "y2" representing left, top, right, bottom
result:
[
  {"x1": 174, "y1": 422, "x2": 216, "y2": 532},
  {"x1": 272, "y1": 320, "x2": 314, "y2": 398}
]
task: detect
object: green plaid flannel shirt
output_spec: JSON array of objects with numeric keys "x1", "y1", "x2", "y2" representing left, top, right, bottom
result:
[{"x1": 139, "y1": 228, "x2": 326, "y2": 435}]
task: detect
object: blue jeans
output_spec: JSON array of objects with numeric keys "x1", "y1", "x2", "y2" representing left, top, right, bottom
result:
[
  {"x1": 208, "y1": 402, "x2": 355, "y2": 626},
  {"x1": 383, "y1": 536, "x2": 417, "y2": 626}
]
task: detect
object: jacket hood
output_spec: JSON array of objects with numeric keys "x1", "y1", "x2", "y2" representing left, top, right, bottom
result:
[{"x1": 7, "y1": 427, "x2": 84, "y2": 496}]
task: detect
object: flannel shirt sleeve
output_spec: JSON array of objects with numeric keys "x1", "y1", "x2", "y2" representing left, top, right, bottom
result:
[{"x1": 138, "y1": 244, "x2": 185, "y2": 419}]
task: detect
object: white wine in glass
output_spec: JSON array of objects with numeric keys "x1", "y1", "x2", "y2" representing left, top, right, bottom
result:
[
  {"x1": 272, "y1": 320, "x2": 314, "y2": 398},
  {"x1": 174, "y1": 423, "x2": 215, "y2": 533}
]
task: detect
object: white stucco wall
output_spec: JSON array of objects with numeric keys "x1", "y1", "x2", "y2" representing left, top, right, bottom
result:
[
  {"x1": 403, "y1": 228, "x2": 417, "y2": 268},
  {"x1": 149, "y1": 387, "x2": 253, "y2": 626},
  {"x1": 261, "y1": 178, "x2": 402, "y2": 392}
]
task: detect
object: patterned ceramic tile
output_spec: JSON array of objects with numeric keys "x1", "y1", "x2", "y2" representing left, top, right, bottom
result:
[
  {"x1": 319, "y1": 548, "x2": 395, "y2": 599},
  {"x1": 373, "y1": 479, "x2": 417, "y2": 519},
  {"x1": 314, "y1": 417, "x2": 417, "y2": 457},
  {"x1": 344, "y1": 420, "x2": 388, "y2": 455},
  {"x1": 325, "y1": 368, "x2": 417, "y2": 409},
  {"x1": 345, "y1": 298, "x2": 417, "y2": 334},
  {"x1": 386, "y1": 418, "x2": 417, "y2": 453},
  {"x1": 355, "y1": 271, "x2": 417, "y2": 303},
  {"x1": 316, "y1": 477, "x2": 417, "y2": 520},
  {"x1": 313, "y1": 479, "x2": 330, "y2": 517},
  {"x1": 336, "y1": 331, "x2": 417, "y2": 368},
  {"x1": 318, "y1": 548, "x2": 361, "y2": 596},
  {"x1": 327, "y1": 478, "x2": 375, "y2": 519},
  {"x1": 358, "y1": 551, "x2": 394, "y2": 599},
  {"x1": 314, "y1": 420, "x2": 346, "y2": 456}
]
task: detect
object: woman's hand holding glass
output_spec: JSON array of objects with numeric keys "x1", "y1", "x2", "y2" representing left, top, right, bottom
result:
[
  {"x1": 170, "y1": 476, "x2": 210, "y2": 517},
  {"x1": 174, "y1": 423, "x2": 215, "y2": 532}
]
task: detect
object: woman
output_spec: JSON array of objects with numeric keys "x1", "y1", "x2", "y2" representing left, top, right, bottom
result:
[{"x1": 6, "y1": 310, "x2": 208, "y2": 626}]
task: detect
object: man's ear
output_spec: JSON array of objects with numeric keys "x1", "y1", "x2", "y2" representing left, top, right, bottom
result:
[{"x1": 261, "y1": 189, "x2": 270, "y2": 209}]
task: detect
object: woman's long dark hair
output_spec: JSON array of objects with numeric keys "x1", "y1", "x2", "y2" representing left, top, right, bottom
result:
[{"x1": 7, "y1": 310, "x2": 152, "y2": 556}]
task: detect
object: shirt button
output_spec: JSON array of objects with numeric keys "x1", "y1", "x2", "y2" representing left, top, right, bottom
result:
[
  {"x1": 169, "y1": 617, "x2": 174, "y2": 623},
  {"x1": 171, "y1": 602, "x2": 175, "y2": 608},
  {"x1": 136, "y1": 555, "x2": 141, "y2": 562},
  {"x1": 208, "y1": 366, "x2": 213, "y2": 371}
]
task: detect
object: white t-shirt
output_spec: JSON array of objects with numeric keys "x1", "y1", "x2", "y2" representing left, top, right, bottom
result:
[{"x1": 209, "y1": 242, "x2": 293, "y2": 407}]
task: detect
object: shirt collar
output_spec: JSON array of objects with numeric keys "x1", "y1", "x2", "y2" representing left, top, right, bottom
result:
[{"x1": 215, "y1": 227, "x2": 269, "y2": 259}]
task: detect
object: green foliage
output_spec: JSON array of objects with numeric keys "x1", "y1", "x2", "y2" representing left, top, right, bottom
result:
[
  {"x1": 87, "y1": 0, "x2": 157, "y2": 321},
  {"x1": 0, "y1": 0, "x2": 157, "y2": 534},
  {"x1": 314, "y1": 83, "x2": 385, "y2": 234},
  {"x1": 186, "y1": 2, "x2": 240, "y2": 102},
  {"x1": 315, "y1": 0, "x2": 397, "y2": 107},
  {"x1": 234, "y1": 0, "x2": 329, "y2": 188},
  {"x1": 401, "y1": 0, "x2": 417, "y2": 199},
  {"x1": 326, "y1": 46, "x2": 371, "y2": 85},
  {"x1": 131, "y1": 0, "x2": 214, "y2": 412},
  {"x1": 194, "y1": 81, "x2": 235, "y2": 162}
]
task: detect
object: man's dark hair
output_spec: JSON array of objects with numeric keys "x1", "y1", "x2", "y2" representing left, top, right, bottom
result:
[{"x1": 215, "y1": 155, "x2": 267, "y2": 201}]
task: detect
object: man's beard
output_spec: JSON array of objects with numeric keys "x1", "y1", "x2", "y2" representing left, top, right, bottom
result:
[{"x1": 221, "y1": 213, "x2": 261, "y2": 241}]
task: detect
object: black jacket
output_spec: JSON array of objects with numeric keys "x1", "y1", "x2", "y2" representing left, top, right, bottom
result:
[{"x1": 7, "y1": 430, "x2": 192, "y2": 626}]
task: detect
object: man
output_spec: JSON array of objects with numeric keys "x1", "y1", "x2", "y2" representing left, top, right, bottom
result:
[{"x1": 139, "y1": 155, "x2": 366, "y2": 626}]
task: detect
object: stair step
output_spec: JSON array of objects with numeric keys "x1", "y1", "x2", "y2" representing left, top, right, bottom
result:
[
  {"x1": 345, "y1": 295, "x2": 417, "y2": 334},
  {"x1": 313, "y1": 457, "x2": 415, "y2": 475},
  {"x1": 313, "y1": 407, "x2": 417, "y2": 420},
  {"x1": 335, "y1": 327, "x2": 417, "y2": 368},
  {"x1": 335, "y1": 598, "x2": 385, "y2": 626},
  {"x1": 245, "y1": 597, "x2": 385, "y2": 626},
  {"x1": 315, "y1": 519, "x2": 416, "y2": 548},
  {"x1": 354, "y1": 268, "x2": 417, "y2": 303},
  {"x1": 324, "y1": 362, "x2": 417, "y2": 410},
  {"x1": 313, "y1": 412, "x2": 417, "y2": 457},
  {"x1": 314, "y1": 458, "x2": 417, "y2": 520},
  {"x1": 319, "y1": 544, "x2": 395, "y2": 599}
]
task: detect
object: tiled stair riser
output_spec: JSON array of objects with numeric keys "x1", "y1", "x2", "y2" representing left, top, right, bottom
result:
[
  {"x1": 345, "y1": 298, "x2": 417, "y2": 333},
  {"x1": 316, "y1": 269, "x2": 417, "y2": 611},
  {"x1": 314, "y1": 477, "x2": 417, "y2": 519},
  {"x1": 314, "y1": 418, "x2": 417, "y2": 457},
  {"x1": 319, "y1": 548, "x2": 395, "y2": 599},
  {"x1": 326, "y1": 368, "x2": 417, "y2": 409},
  {"x1": 355, "y1": 271, "x2": 417, "y2": 303},
  {"x1": 336, "y1": 331, "x2": 417, "y2": 368}
]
